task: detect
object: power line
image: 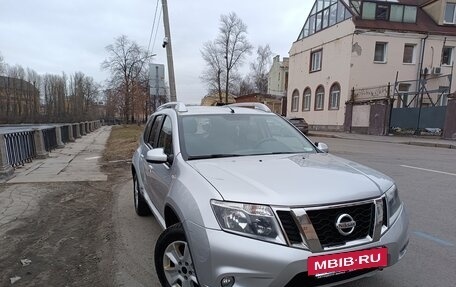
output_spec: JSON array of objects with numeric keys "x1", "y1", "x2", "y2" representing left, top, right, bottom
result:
[
  {"x1": 151, "y1": 7, "x2": 162, "y2": 54},
  {"x1": 147, "y1": 0, "x2": 160, "y2": 55}
]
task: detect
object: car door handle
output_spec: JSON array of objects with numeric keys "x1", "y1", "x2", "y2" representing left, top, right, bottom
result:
[{"x1": 140, "y1": 154, "x2": 144, "y2": 158}]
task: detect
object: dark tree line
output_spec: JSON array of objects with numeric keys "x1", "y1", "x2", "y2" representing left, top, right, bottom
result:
[{"x1": 0, "y1": 51, "x2": 103, "y2": 124}]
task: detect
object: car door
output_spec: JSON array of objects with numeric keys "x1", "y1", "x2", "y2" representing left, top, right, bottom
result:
[
  {"x1": 138, "y1": 116, "x2": 156, "y2": 185},
  {"x1": 141, "y1": 115, "x2": 164, "y2": 210},
  {"x1": 144, "y1": 115, "x2": 174, "y2": 214}
]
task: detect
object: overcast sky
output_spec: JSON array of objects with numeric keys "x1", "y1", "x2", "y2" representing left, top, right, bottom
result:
[{"x1": 0, "y1": 0, "x2": 313, "y2": 104}]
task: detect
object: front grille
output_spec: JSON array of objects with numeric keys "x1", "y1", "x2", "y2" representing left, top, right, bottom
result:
[
  {"x1": 285, "y1": 268, "x2": 377, "y2": 287},
  {"x1": 382, "y1": 197, "x2": 388, "y2": 227},
  {"x1": 306, "y1": 203, "x2": 374, "y2": 248},
  {"x1": 276, "y1": 211, "x2": 302, "y2": 244}
]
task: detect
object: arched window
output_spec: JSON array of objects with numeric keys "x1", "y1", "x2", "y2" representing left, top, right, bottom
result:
[
  {"x1": 291, "y1": 89, "x2": 299, "y2": 112},
  {"x1": 329, "y1": 83, "x2": 341, "y2": 110},
  {"x1": 315, "y1": 85, "x2": 325, "y2": 111},
  {"x1": 302, "y1": 88, "x2": 311, "y2": 111}
]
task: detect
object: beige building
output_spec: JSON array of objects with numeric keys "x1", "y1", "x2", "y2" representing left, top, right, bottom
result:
[
  {"x1": 267, "y1": 56, "x2": 289, "y2": 97},
  {"x1": 200, "y1": 93, "x2": 236, "y2": 106},
  {"x1": 287, "y1": 0, "x2": 456, "y2": 131}
]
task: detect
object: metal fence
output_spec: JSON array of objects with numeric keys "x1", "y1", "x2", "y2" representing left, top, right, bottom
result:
[
  {"x1": 61, "y1": 125, "x2": 70, "y2": 143},
  {"x1": 72, "y1": 124, "x2": 78, "y2": 138},
  {"x1": 3, "y1": 131, "x2": 36, "y2": 167},
  {"x1": 42, "y1": 128, "x2": 57, "y2": 152}
]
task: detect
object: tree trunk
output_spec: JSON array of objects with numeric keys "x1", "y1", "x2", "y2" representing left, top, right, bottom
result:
[{"x1": 217, "y1": 70, "x2": 222, "y2": 103}]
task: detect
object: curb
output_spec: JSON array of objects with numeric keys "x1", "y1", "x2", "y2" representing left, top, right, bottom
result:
[{"x1": 308, "y1": 133, "x2": 456, "y2": 149}]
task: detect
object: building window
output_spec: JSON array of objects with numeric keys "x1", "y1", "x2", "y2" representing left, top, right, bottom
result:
[
  {"x1": 315, "y1": 86, "x2": 325, "y2": 111},
  {"x1": 445, "y1": 3, "x2": 456, "y2": 24},
  {"x1": 362, "y1": 2, "x2": 376, "y2": 20},
  {"x1": 361, "y1": 2, "x2": 417, "y2": 23},
  {"x1": 291, "y1": 89, "x2": 299, "y2": 112},
  {"x1": 302, "y1": 88, "x2": 311, "y2": 111},
  {"x1": 442, "y1": 46, "x2": 453, "y2": 66},
  {"x1": 403, "y1": 6, "x2": 417, "y2": 23},
  {"x1": 403, "y1": 44, "x2": 415, "y2": 64},
  {"x1": 376, "y1": 4, "x2": 389, "y2": 20},
  {"x1": 298, "y1": 0, "x2": 351, "y2": 40},
  {"x1": 329, "y1": 83, "x2": 340, "y2": 110},
  {"x1": 310, "y1": 49, "x2": 322, "y2": 72},
  {"x1": 374, "y1": 42, "x2": 387, "y2": 63}
]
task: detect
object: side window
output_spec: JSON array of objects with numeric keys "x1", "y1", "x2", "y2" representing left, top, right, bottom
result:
[
  {"x1": 158, "y1": 116, "x2": 173, "y2": 155},
  {"x1": 148, "y1": 115, "x2": 164, "y2": 147},
  {"x1": 143, "y1": 117, "x2": 154, "y2": 142}
]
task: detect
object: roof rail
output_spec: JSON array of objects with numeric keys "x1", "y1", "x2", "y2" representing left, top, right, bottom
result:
[
  {"x1": 157, "y1": 102, "x2": 188, "y2": 113},
  {"x1": 228, "y1": 103, "x2": 271, "y2": 113}
]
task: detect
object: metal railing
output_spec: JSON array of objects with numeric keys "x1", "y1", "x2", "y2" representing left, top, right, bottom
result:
[
  {"x1": 42, "y1": 128, "x2": 57, "y2": 152},
  {"x1": 3, "y1": 131, "x2": 36, "y2": 167},
  {"x1": 61, "y1": 125, "x2": 70, "y2": 143},
  {"x1": 72, "y1": 124, "x2": 78, "y2": 138}
]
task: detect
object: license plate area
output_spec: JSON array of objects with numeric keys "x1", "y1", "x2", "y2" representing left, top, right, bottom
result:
[{"x1": 308, "y1": 247, "x2": 388, "y2": 276}]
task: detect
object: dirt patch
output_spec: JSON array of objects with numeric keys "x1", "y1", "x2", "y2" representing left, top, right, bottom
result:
[
  {"x1": 0, "y1": 182, "x2": 115, "y2": 286},
  {"x1": 0, "y1": 125, "x2": 143, "y2": 286}
]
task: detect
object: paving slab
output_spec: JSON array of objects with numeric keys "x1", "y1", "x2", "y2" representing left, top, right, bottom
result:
[{"x1": 7, "y1": 126, "x2": 111, "y2": 183}]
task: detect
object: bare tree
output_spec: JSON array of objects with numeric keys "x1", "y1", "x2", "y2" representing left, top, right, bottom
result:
[
  {"x1": 26, "y1": 68, "x2": 41, "y2": 121},
  {"x1": 201, "y1": 41, "x2": 224, "y2": 101},
  {"x1": 217, "y1": 12, "x2": 253, "y2": 103},
  {"x1": 102, "y1": 35, "x2": 153, "y2": 123},
  {"x1": 201, "y1": 13, "x2": 252, "y2": 103},
  {"x1": 0, "y1": 52, "x2": 5, "y2": 75},
  {"x1": 237, "y1": 76, "x2": 255, "y2": 96},
  {"x1": 250, "y1": 45, "x2": 272, "y2": 94}
]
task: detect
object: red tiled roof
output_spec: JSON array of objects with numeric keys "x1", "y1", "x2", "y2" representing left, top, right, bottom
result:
[{"x1": 353, "y1": 4, "x2": 456, "y2": 36}]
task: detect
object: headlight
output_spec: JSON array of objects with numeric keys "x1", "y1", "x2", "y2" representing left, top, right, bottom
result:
[
  {"x1": 211, "y1": 200, "x2": 286, "y2": 244},
  {"x1": 386, "y1": 185, "x2": 402, "y2": 225}
]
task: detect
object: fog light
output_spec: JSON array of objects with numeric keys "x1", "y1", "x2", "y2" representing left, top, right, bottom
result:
[{"x1": 221, "y1": 276, "x2": 235, "y2": 287}]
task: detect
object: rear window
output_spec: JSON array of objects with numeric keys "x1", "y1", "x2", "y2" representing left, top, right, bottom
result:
[{"x1": 290, "y1": 118, "x2": 305, "y2": 124}]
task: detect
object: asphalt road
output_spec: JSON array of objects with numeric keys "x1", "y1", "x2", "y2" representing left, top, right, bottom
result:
[{"x1": 114, "y1": 137, "x2": 456, "y2": 287}]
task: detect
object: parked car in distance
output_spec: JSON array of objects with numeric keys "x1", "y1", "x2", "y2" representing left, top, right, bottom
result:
[
  {"x1": 131, "y1": 102, "x2": 408, "y2": 287},
  {"x1": 288, "y1": 117, "x2": 309, "y2": 134}
]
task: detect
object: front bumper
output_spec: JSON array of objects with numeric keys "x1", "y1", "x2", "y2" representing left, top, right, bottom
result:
[{"x1": 185, "y1": 206, "x2": 408, "y2": 287}]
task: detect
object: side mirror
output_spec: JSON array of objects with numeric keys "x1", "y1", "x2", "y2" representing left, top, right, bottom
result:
[
  {"x1": 146, "y1": 148, "x2": 167, "y2": 163},
  {"x1": 315, "y1": 142, "x2": 329, "y2": 153}
]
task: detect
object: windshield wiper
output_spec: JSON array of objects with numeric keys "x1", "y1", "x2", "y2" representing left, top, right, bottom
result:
[
  {"x1": 252, "y1": 151, "x2": 306, "y2": 156},
  {"x1": 187, "y1": 154, "x2": 245, "y2": 160}
]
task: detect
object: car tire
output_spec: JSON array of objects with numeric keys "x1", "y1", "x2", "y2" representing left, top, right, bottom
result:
[
  {"x1": 155, "y1": 223, "x2": 199, "y2": 287},
  {"x1": 133, "y1": 173, "x2": 151, "y2": 216}
]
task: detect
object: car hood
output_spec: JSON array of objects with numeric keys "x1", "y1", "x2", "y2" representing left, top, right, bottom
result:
[{"x1": 188, "y1": 153, "x2": 393, "y2": 206}]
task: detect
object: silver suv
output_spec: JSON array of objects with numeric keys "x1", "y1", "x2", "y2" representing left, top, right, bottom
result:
[{"x1": 131, "y1": 102, "x2": 408, "y2": 287}]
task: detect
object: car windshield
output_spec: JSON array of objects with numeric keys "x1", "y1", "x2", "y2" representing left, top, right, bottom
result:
[{"x1": 180, "y1": 114, "x2": 316, "y2": 159}]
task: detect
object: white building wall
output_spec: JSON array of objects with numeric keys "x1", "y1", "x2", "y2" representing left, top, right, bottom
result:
[
  {"x1": 350, "y1": 32, "x2": 456, "y2": 104},
  {"x1": 287, "y1": 20, "x2": 355, "y2": 129}
]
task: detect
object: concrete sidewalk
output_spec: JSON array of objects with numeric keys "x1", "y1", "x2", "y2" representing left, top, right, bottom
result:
[
  {"x1": 5, "y1": 126, "x2": 112, "y2": 183},
  {"x1": 308, "y1": 131, "x2": 456, "y2": 149}
]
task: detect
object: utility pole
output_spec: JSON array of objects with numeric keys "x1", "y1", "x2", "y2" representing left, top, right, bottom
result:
[{"x1": 162, "y1": 0, "x2": 177, "y2": 102}]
